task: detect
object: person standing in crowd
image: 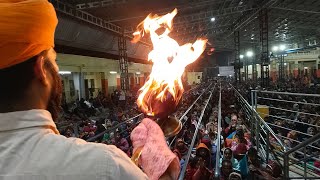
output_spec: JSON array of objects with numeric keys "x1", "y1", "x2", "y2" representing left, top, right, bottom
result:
[{"x1": 0, "y1": 1, "x2": 176, "y2": 179}]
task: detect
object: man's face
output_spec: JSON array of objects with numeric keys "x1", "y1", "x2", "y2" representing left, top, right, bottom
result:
[
  {"x1": 222, "y1": 162, "x2": 233, "y2": 176},
  {"x1": 43, "y1": 48, "x2": 62, "y2": 121},
  {"x1": 198, "y1": 148, "x2": 208, "y2": 158}
]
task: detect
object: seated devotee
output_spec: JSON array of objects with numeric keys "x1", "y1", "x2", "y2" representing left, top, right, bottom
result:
[
  {"x1": 229, "y1": 172, "x2": 242, "y2": 180},
  {"x1": 265, "y1": 161, "x2": 282, "y2": 179},
  {"x1": 247, "y1": 147, "x2": 260, "y2": 171},
  {"x1": 225, "y1": 114, "x2": 238, "y2": 137},
  {"x1": 220, "y1": 148, "x2": 239, "y2": 170},
  {"x1": 173, "y1": 138, "x2": 188, "y2": 161},
  {"x1": 236, "y1": 118, "x2": 249, "y2": 133},
  {"x1": 62, "y1": 126, "x2": 76, "y2": 138},
  {"x1": 192, "y1": 157, "x2": 213, "y2": 180},
  {"x1": 231, "y1": 129, "x2": 252, "y2": 154},
  {"x1": 112, "y1": 131, "x2": 130, "y2": 156},
  {"x1": 220, "y1": 159, "x2": 236, "y2": 180},
  {"x1": 196, "y1": 143, "x2": 212, "y2": 170},
  {"x1": 185, "y1": 156, "x2": 199, "y2": 180}
]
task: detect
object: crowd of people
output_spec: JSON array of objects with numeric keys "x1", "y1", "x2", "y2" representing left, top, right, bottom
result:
[
  {"x1": 57, "y1": 89, "x2": 145, "y2": 155},
  {"x1": 170, "y1": 83, "x2": 284, "y2": 180},
  {"x1": 56, "y1": 77, "x2": 320, "y2": 179},
  {"x1": 256, "y1": 87, "x2": 320, "y2": 175},
  {"x1": 236, "y1": 77, "x2": 320, "y2": 177}
]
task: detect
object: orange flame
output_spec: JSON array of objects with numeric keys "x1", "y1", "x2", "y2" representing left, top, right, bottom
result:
[{"x1": 132, "y1": 8, "x2": 207, "y2": 117}]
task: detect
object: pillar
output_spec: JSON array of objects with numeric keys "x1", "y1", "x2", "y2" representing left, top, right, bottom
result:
[
  {"x1": 293, "y1": 61, "x2": 299, "y2": 78},
  {"x1": 73, "y1": 72, "x2": 85, "y2": 100}
]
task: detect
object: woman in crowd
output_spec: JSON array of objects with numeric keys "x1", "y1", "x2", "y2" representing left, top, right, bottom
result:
[
  {"x1": 231, "y1": 129, "x2": 252, "y2": 154},
  {"x1": 220, "y1": 148, "x2": 239, "y2": 170}
]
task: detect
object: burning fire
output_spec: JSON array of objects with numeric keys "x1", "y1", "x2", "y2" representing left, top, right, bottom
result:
[{"x1": 132, "y1": 8, "x2": 207, "y2": 118}]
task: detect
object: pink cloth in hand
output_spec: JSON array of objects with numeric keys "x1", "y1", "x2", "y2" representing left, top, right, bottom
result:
[{"x1": 131, "y1": 118, "x2": 180, "y2": 180}]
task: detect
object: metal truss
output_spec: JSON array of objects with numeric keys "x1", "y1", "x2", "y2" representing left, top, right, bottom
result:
[
  {"x1": 76, "y1": 0, "x2": 128, "y2": 10},
  {"x1": 172, "y1": 24, "x2": 232, "y2": 39},
  {"x1": 259, "y1": 8, "x2": 269, "y2": 87},
  {"x1": 118, "y1": 30, "x2": 129, "y2": 91},
  {"x1": 278, "y1": 54, "x2": 285, "y2": 85},
  {"x1": 228, "y1": 0, "x2": 277, "y2": 37},
  {"x1": 234, "y1": 31, "x2": 241, "y2": 84},
  {"x1": 123, "y1": 6, "x2": 251, "y2": 35},
  {"x1": 174, "y1": 6, "x2": 253, "y2": 25},
  {"x1": 49, "y1": 0, "x2": 150, "y2": 46}
]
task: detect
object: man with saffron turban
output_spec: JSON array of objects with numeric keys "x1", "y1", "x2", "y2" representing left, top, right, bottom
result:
[{"x1": 0, "y1": 0, "x2": 149, "y2": 179}]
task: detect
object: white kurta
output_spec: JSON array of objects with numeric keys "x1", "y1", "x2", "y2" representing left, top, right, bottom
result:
[{"x1": 0, "y1": 110, "x2": 148, "y2": 180}]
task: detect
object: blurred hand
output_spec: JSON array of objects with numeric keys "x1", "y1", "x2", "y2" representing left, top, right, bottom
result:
[{"x1": 197, "y1": 157, "x2": 206, "y2": 170}]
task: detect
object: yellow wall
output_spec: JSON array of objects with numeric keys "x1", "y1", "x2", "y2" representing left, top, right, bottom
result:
[
  {"x1": 187, "y1": 72, "x2": 202, "y2": 85},
  {"x1": 57, "y1": 53, "x2": 152, "y2": 102}
]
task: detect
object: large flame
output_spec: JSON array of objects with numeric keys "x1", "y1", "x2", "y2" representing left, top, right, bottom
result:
[{"x1": 132, "y1": 8, "x2": 207, "y2": 117}]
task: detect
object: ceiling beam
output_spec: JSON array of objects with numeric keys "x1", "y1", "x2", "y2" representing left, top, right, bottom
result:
[
  {"x1": 76, "y1": 0, "x2": 128, "y2": 10},
  {"x1": 124, "y1": 6, "x2": 252, "y2": 35},
  {"x1": 226, "y1": 0, "x2": 278, "y2": 38},
  {"x1": 50, "y1": 0, "x2": 150, "y2": 46}
]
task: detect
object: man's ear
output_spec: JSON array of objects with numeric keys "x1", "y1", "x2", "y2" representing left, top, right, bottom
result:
[{"x1": 34, "y1": 56, "x2": 49, "y2": 86}]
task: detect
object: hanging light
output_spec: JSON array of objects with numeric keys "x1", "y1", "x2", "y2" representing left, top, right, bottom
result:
[{"x1": 246, "y1": 51, "x2": 253, "y2": 57}]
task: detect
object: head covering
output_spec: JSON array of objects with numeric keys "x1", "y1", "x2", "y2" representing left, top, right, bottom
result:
[
  {"x1": 0, "y1": 0, "x2": 58, "y2": 69},
  {"x1": 196, "y1": 143, "x2": 209, "y2": 151},
  {"x1": 229, "y1": 172, "x2": 242, "y2": 179},
  {"x1": 201, "y1": 134, "x2": 210, "y2": 144}
]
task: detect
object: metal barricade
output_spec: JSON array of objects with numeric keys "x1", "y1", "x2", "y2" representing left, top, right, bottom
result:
[
  {"x1": 232, "y1": 86, "x2": 287, "y2": 165},
  {"x1": 86, "y1": 113, "x2": 143, "y2": 142},
  {"x1": 178, "y1": 85, "x2": 216, "y2": 180},
  {"x1": 214, "y1": 83, "x2": 222, "y2": 179},
  {"x1": 252, "y1": 90, "x2": 320, "y2": 179},
  {"x1": 232, "y1": 85, "x2": 320, "y2": 179},
  {"x1": 169, "y1": 83, "x2": 214, "y2": 148}
]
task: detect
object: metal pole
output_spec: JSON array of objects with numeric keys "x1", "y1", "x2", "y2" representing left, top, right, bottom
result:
[
  {"x1": 304, "y1": 146, "x2": 307, "y2": 178},
  {"x1": 251, "y1": 90, "x2": 256, "y2": 146},
  {"x1": 214, "y1": 84, "x2": 222, "y2": 179},
  {"x1": 86, "y1": 113, "x2": 143, "y2": 142},
  {"x1": 284, "y1": 154, "x2": 289, "y2": 179},
  {"x1": 266, "y1": 131, "x2": 270, "y2": 163},
  {"x1": 254, "y1": 91, "x2": 260, "y2": 153},
  {"x1": 169, "y1": 83, "x2": 214, "y2": 147}
]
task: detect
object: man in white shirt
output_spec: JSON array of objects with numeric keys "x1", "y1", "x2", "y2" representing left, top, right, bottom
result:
[{"x1": 0, "y1": 0, "x2": 149, "y2": 179}]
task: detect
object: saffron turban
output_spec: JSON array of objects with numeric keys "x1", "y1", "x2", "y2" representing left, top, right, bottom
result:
[{"x1": 0, "y1": 0, "x2": 58, "y2": 69}]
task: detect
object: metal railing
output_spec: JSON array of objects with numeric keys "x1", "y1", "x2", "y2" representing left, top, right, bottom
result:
[
  {"x1": 169, "y1": 83, "x2": 214, "y2": 148},
  {"x1": 283, "y1": 133, "x2": 320, "y2": 179},
  {"x1": 178, "y1": 85, "x2": 216, "y2": 180},
  {"x1": 252, "y1": 89, "x2": 320, "y2": 179},
  {"x1": 86, "y1": 113, "x2": 143, "y2": 142},
  {"x1": 231, "y1": 84, "x2": 289, "y2": 179},
  {"x1": 214, "y1": 84, "x2": 222, "y2": 179}
]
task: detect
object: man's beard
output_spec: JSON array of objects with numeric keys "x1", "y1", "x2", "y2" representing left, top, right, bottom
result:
[{"x1": 46, "y1": 61, "x2": 63, "y2": 121}]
